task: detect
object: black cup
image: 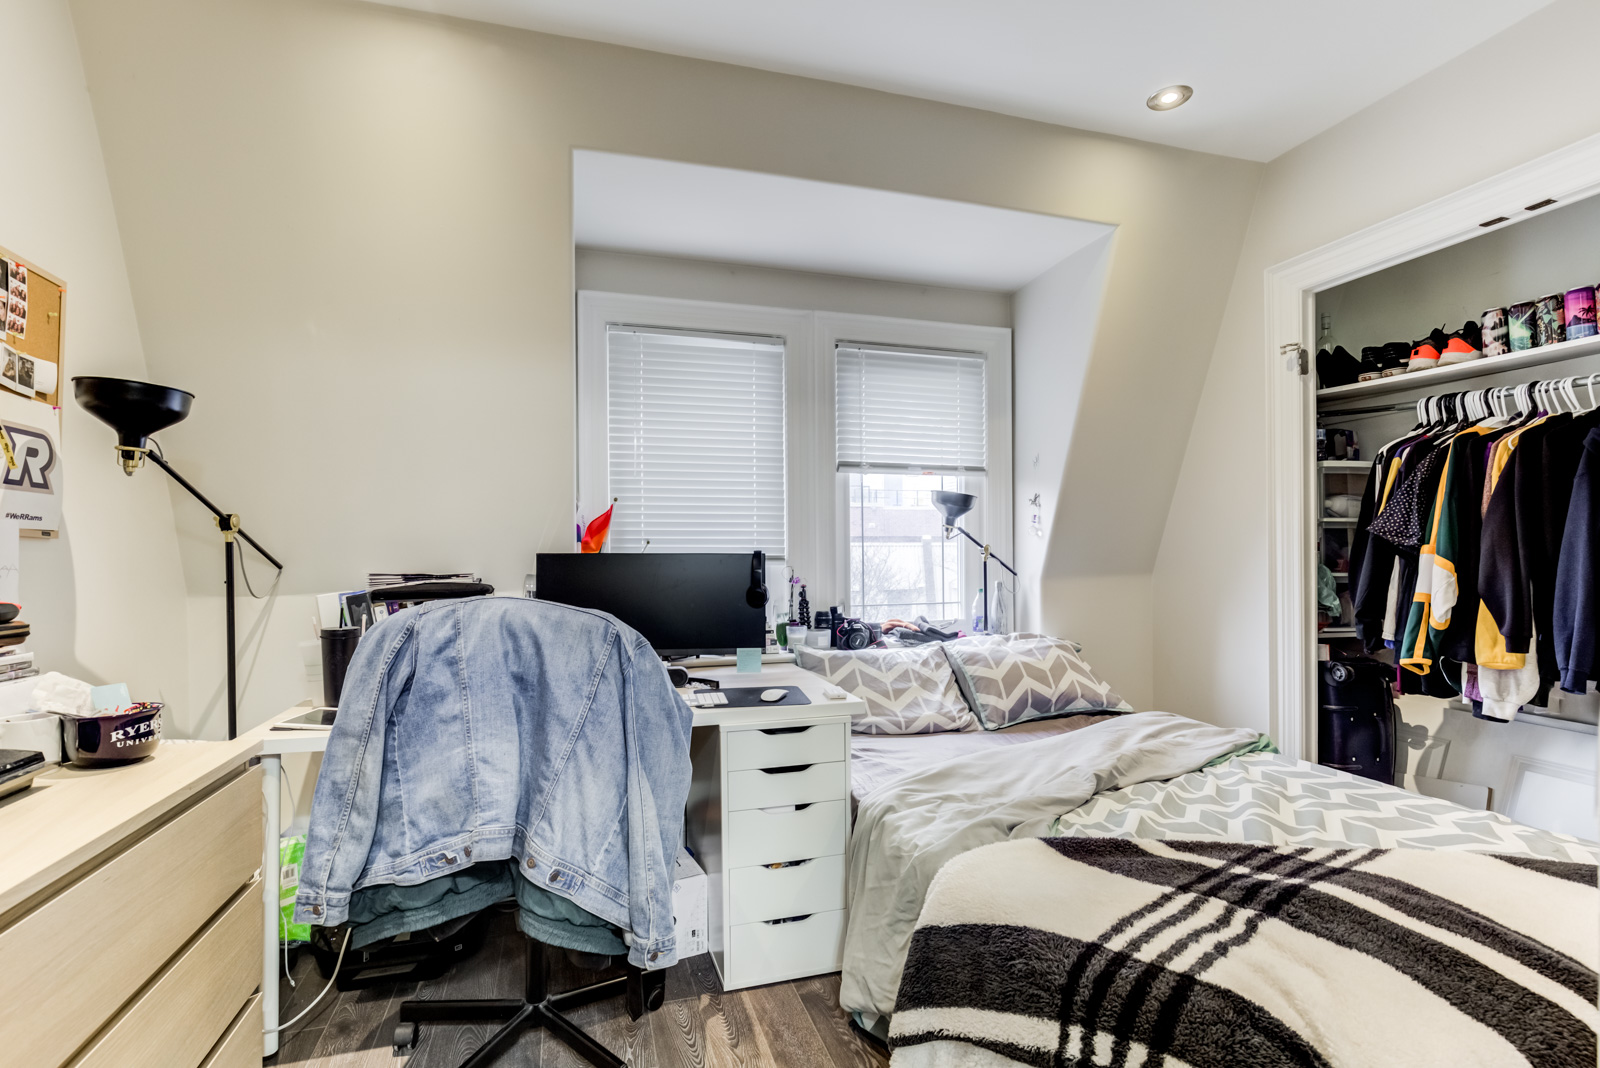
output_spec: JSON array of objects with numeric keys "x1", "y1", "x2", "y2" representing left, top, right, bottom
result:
[{"x1": 320, "y1": 627, "x2": 362, "y2": 709}]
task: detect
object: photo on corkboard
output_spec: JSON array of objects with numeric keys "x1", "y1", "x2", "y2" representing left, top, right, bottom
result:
[{"x1": 0, "y1": 345, "x2": 32, "y2": 397}]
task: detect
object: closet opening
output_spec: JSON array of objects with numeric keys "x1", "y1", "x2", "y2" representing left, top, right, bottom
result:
[{"x1": 1305, "y1": 187, "x2": 1600, "y2": 840}]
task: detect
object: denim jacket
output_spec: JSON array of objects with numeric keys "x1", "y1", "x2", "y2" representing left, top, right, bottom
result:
[{"x1": 294, "y1": 596, "x2": 693, "y2": 969}]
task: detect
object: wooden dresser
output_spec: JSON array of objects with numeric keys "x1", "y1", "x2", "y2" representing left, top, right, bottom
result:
[{"x1": 0, "y1": 739, "x2": 263, "y2": 1068}]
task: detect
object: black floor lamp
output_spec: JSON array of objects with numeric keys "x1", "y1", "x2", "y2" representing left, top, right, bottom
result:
[
  {"x1": 73, "y1": 376, "x2": 283, "y2": 740},
  {"x1": 932, "y1": 491, "x2": 1016, "y2": 633}
]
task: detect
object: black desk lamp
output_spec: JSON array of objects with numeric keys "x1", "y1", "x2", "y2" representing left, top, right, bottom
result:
[
  {"x1": 73, "y1": 376, "x2": 283, "y2": 739},
  {"x1": 932, "y1": 491, "x2": 1016, "y2": 634}
]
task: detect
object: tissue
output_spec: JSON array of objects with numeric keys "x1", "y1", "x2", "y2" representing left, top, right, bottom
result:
[{"x1": 32, "y1": 671, "x2": 94, "y2": 717}]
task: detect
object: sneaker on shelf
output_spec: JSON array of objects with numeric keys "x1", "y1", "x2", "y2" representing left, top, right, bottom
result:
[
  {"x1": 1408, "y1": 327, "x2": 1450, "y2": 372},
  {"x1": 1437, "y1": 320, "x2": 1484, "y2": 365},
  {"x1": 1380, "y1": 341, "x2": 1411, "y2": 377},
  {"x1": 1358, "y1": 346, "x2": 1386, "y2": 382},
  {"x1": 1316, "y1": 346, "x2": 1363, "y2": 388}
]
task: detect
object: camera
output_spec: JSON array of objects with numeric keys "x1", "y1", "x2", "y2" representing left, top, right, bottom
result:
[
  {"x1": 812, "y1": 606, "x2": 881, "y2": 650},
  {"x1": 835, "y1": 617, "x2": 882, "y2": 650}
]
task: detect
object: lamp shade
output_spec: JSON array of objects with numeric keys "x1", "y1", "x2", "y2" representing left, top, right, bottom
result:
[
  {"x1": 72, "y1": 376, "x2": 193, "y2": 456},
  {"x1": 932, "y1": 490, "x2": 975, "y2": 525}
]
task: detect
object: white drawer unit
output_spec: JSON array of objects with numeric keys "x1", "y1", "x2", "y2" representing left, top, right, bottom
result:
[
  {"x1": 726, "y1": 761, "x2": 848, "y2": 811},
  {"x1": 683, "y1": 689, "x2": 855, "y2": 992}
]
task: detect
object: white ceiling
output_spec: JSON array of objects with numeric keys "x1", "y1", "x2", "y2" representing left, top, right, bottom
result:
[
  {"x1": 371, "y1": 0, "x2": 1552, "y2": 161},
  {"x1": 573, "y1": 151, "x2": 1114, "y2": 291}
]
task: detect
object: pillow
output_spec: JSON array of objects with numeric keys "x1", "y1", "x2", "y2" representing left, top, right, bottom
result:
[
  {"x1": 941, "y1": 634, "x2": 1132, "y2": 730},
  {"x1": 793, "y1": 644, "x2": 978, "y2": 734}
]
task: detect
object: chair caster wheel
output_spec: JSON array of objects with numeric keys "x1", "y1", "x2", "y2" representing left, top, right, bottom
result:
[
  {"x1": 392, "y1": 1022, "x2": 418, "y2": 1054},
  {"x1": 645, "y1": 983, "x2": 665, "y2": 1012}
]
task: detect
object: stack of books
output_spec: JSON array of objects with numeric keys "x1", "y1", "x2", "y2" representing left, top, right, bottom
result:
[
  {"x1": 0, "y1": 619, "x2": 29, "y2": 650},
  {"x1": 317, "y1": 573, "x2": 493, "y2": 633},
  {"x1": 367, "y1": 572, "x2": 480, "y2": 589},
  {"x1": 0, "y1": 648, "x2": 37, "y2": 683}
]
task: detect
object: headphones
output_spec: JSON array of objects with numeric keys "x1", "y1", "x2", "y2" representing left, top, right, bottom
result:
[{"x1": 746, "y1": 550, "x2": 768, "y2": 609}]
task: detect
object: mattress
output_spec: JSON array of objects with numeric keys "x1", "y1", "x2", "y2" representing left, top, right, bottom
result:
[
  {"x1": 1055, "y1": 751, "x2": 1598, "y2": 861},
  {"x1": 848, "y1": 713, "x2": 1118, "y2": 809}
]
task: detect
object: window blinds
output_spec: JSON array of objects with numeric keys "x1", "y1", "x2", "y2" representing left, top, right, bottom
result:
[
  {"x1": 606, "y1": 325, "x2": 787, "y2": 555},
  {"x1": 835, "y1": 344, "x2": 987, "y2": 474}
]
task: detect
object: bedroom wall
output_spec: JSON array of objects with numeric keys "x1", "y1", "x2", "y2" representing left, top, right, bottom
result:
[
  {"x1": 1153, "y1": 0, "x2": 1600, "y2": 737},
  {"x1": 67, "y1": 0, "x2": 1260, "y2": 732},
  {"x1": 575, "y1": 249, "x2": 1013, "y2": 328},
  {"x1": 1, "y1": 0, "x2": 190, "y2": 717}
]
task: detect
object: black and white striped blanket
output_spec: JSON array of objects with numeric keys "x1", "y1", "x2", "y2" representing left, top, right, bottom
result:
[{"x1": 889, "y1": 838, "x2": 1598, "y2": 1068}]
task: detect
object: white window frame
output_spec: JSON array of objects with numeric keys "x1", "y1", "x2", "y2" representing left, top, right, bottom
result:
[
  {"x1": 816, "y1": 313, "x2": 1012, "y2": 621},
  {"x1": 577, "y1": 292, "x2": 1012, "y2": 616}
]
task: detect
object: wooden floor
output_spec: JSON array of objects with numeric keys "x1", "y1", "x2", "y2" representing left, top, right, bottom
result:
[{"x1": 266, "y1": 911, "x2": 889, "y2": 1068}]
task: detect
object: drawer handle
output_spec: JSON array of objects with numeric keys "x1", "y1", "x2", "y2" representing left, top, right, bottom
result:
[
  {"x1": 764, "y1": 914, "x2": 813, "y2": 925},
  {"x1": 759, "y1": 764, "x2": 812, "y2": 775},
  {"x1": 760, "y1": 725, "x2": 812, "y2": 735}
]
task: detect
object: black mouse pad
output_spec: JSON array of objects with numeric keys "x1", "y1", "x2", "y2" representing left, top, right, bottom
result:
[{"x1": 691, "y1": 685, "x2": 812, "y2": 708}]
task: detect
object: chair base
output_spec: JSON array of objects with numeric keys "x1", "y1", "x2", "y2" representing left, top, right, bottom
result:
[{"x1": 393, "y1": 935, "x2": 666, "y2": 1067}]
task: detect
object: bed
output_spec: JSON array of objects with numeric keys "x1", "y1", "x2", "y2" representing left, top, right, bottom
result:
[{"x1": 838, "y1": 717, "x2": 1598, "y2": 1067}]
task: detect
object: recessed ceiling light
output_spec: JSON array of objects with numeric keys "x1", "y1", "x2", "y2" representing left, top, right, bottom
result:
[{"x1": 1146, "y1": 85, "x2": 1193, "y2": 111}]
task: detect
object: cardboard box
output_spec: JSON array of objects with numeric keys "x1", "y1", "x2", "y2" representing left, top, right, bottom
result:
[{"x1": 672, "y1": 848, "x2": 708, "y2": 958}]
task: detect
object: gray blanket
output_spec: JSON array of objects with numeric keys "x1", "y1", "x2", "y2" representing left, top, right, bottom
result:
[{"x1": 839, "y1": 711, "x2": 1261, "y2": 1017}]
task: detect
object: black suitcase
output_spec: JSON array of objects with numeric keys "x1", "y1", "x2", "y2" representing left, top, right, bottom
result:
[{"x1": 1318, "y1": 658, "x2": 1396, "y2": 784}]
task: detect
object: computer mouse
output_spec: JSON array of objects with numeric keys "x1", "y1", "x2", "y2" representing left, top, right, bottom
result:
[{"x1": 759, "y1": 688, "x2": 788, "y2": 703}]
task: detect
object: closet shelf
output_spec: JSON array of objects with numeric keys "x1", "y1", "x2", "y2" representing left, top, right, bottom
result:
[
  {"x1": 1320, "y1": 517, "x2": 1359, "y2": 527},
  {"x1": 1318, "y1": 460, "x2": 1369, "y2": 472},
  {"x1": 1316, "y1": 333, "x2": 1600, "y2": 403},
  {"x1": 1319, "y1": 627, "x2": 1357, "y2": 638}
]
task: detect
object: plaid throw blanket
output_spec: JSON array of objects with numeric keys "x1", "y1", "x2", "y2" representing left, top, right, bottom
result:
[{"x1": 890, "y1": 838, "x2": 1598, "y2": 1068}]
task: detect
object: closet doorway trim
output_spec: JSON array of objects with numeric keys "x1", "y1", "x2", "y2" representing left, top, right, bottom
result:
[{"x1": 1263, "y1": 130, "x2": 1600, "y2": 761}]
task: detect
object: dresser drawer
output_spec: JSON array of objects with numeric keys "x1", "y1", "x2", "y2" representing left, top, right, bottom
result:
[
  {"x1": 199, "y1": 993, "x2": 262, "y2": 1068},
  {"x1": 725, "y1": 799, "x2": 848, "y2": 868},
  {"x1": 73, "y1": 880, "x2": 262, "y2": 1068},
  {"x1": 0, "y1": 766, "x2": 262, "y2": 1068},
  {"x1": 726, "y1": 721, "x2": 846, "y2": 771},
  {"x1": 727, "y1": 761, "x2": 847, "y2": 811},
  {"x1": 728, "y1": 854, "x2": 846, "y2": 925},
  {"x1": 727, "y1": 909, "x2": 847, "y2": 988}
]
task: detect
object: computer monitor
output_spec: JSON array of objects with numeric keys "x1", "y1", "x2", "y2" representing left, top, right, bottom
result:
[{"x1": 534, "y1": 552, "x2": 767, "y2": 657}]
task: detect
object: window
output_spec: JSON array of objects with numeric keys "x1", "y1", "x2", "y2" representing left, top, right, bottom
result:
[
  {"x1": 848, "y1": 473, "x2": 966, "y2": 620},
  {"x1": 604, "y1": 325, "x2": 786, "y2": 555},
  {"x1": 835, "y1": 344, "x2": 987, "y2": 622},
  {"x1": 578, "y1": 293, "x2": 1010, "y2": 623}
]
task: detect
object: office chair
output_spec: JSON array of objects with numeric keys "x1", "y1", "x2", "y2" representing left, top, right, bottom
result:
[{"x1": 393, "y1": 931, "x2": 666, "y2": 1067}]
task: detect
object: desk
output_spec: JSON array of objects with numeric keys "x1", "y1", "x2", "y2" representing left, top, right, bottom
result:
[
  {"x1": 244, "y1": 706, "x2": 334, "y2": 1058},
  {"x1": 0, "y1": 737, "x2": 263, "y2": 1068},
  {"x1": 252, "y1": 662, "x2": 862, "y2": 1048}
]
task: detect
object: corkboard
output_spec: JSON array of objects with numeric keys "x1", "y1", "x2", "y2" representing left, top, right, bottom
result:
[{"x1": 0, "y1": 244, "x2": 65, "y2": 407}]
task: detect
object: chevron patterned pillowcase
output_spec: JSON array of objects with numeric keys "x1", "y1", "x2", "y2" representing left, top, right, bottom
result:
[
  {"x1": 793, "y1": 645, "x2": 978, "y2": 734},
  {"x1": 943, "y1": 634, "x2": 1132, "y2": 729}
]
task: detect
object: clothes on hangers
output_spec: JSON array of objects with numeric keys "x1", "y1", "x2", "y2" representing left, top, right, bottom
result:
[
  {"x1": 1555, "y1": 427, "x2": 1600, "y2": 693},
  {"x1": 1342, "y1": 378, "x2": 1600, "y2": 720}
]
